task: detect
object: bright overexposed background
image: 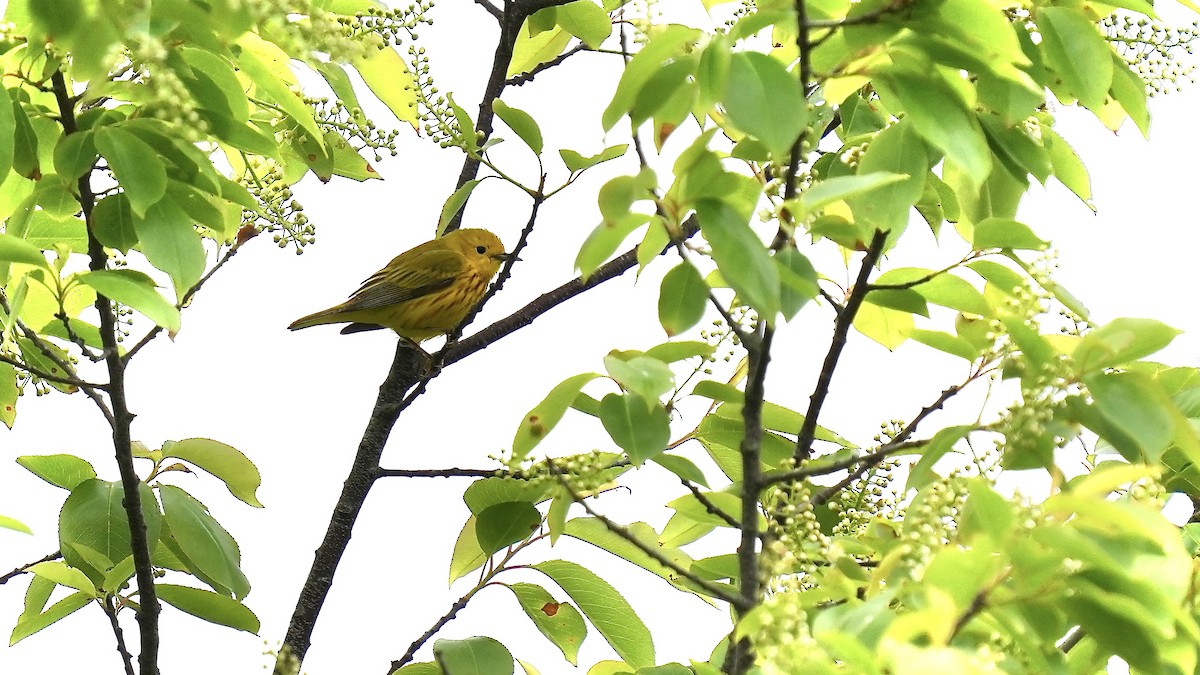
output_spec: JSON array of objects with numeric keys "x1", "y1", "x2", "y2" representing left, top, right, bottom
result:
[{"x1": 1, "y1": 2, "x2": 1198, "y2": 673}]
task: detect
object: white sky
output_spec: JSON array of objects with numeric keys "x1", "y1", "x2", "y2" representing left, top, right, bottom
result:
[{"x1": 1, "y1": 3, "x2": 1199, "y2": 673}]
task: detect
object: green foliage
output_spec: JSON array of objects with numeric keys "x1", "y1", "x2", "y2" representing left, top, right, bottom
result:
[{"x1": 5, "y1": 0, "x2": 1200, "y2": 673}]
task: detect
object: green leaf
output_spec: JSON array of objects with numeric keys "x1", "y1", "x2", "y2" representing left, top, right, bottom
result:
[
  {"x1": 874, "y1": 70, "x2": 990, "y2": 187},
  {"x1": 0, "y1": 362, "x2": 15, "y2": 428},
  {"x1": 433, "y1": 637, "x2": 514, "y2": 675},
  {"x1": 846, "y1": 119, "x2": 929, "y2": 238},
  {"x1": 0, "y1": 86, "x2": 14, "y2": 184},
  {"x1": 959, "y1": 478, "x2": 1016, "y2": 542},
  {"x1": 910, "y1": 329, "x2": 980, "y2": 361},
  {"x1": 93, "y1": 126, "x2": 166, "y2": 216},
  {"x1": 697, "y1": 199, "x2": 779, "y2": 321},
  {"x1": 506, "y1": 582, "x2": 587, "y2": 665},
  {"x1": 0, "y1": 513, "x2": 31, "y2": 534},
  {"x1": 494, "y1": 100, "x2": 543, "y2": 155},
  {"x1": 438, "y1": 179, "x2": 483, "y2": 237},
  {"x1": 658, "y1": 262, "x2": 707, "y2": 337},
  {"x1": 0, "y1": 229, "x2": 52, "y2": 274},
  {"x1": 8, "y1": 93, "x2": 38, "y2": 179},
  {"x1": 576, "y1": 213, "x2": 653, "y2": 280},
  {"x1": 76, "y1": 270, "x2": 181, "y2": 332},
  {"x1": 475, "y1": 501, "x2": 542, "y2": 555},
  {"x1": 972, "y1": 217, "x2": 1048, "y2": 251},
  {"x1": 157, "y1": 584, "x2": 260, "y2": 633},
  {"x1": 26, "y1": 561, "x2": 96, "y2": 596},
  {"x1": 52, "y1": 129, "x2": 96, "y2": 181},
  {"x1": 449, "y1": 515, "x2": 488, "y2": 584},
  {"x1": 603, "y1": 354, "x2": 673, "y2": 403},
  {"x1": 133, "y1": 198, "x2": 206, "y2": 302},
  {"x1": 906, "y1": 425, "x2": 973, "y2": 490},
  {"x1": 15, "y1": 338, "x2": 75, "y2": 393},
  {"x1": 508, "y1": 24, "x2": 572, "y2": 78},
  {"x1": 602, "y1": 25, "x2": 700, "y2": 130},
  {"x1": 162, "y1": 438, "x2": 263, "y2": 508},
  {"x1": 1084, "y1": 371, "x2": 1175, "y2": 463},
  {"x1": 160, "y1": 485, "x2": 250, "y2": 599},
  {"x1": 874, "y1": 267, "x2": 991, "y2": 317},
  {"x1": 512, "y1": 373, "x2": 602, "y2": 462},
  {"x1": 1042, "y1": 126, "x2": 1091, "y2": 206},
  {"x1": 564, "y1": 518, "x2": 711, "y2": 598},
  {"x1": 1074, "y1": 318, "x2": 1180, "y2": 375},
  {"x1": 1108, "y1": 51, "x2": 1150, "y2": 136},
  {"x1": 1038, "y1": 7, "x2": 1113, "y2": 110},
  {"x1": 967, "y1": 259, "x2": 1024, "y2": 295},
  {"x1": 980, "y1": 116, "x2": 1052, "y2": 184},
  {"x1": 16, "y1": 454, "x2": 97, "y2": 490},
  {"x1": 650, "y1": 453, "x2": 708, "y2": 486},
  {"x1": 9, "y1": 591, "x2": 91, "y2": 645},
  {"x1": 464, "y1": 475, "x2": 562, "y2": 515},
  {"x1": 722, "y1": 52, "x2": 807, "y2": 158},
  {"x1": 795, "y1": 172, "x2": 909, "y2": 219},
  {"x1": 236, "y1": 36, "x2": 327, "y2": 146},
  {"x1": 555, "y1": 0, "x2": 612, "y2": 48},
  {"x1": 533, "y1": 560, "x2": 655, "y2": 668},
  {"x1": 776, "y1": 248, "x2": 819, "y2": 321},
  {"x1": 599, "y1": 393, "x2": 671, "y2": 465},
  {"x1": 643, "y1": 341, "x2": 714, "y2": 364},
  {"x1": 59, "y1": 479, "x2": 161, "y2": 584},
  {"x1": 853, "y1": 301, "x2": 914, "y2": 350},
  {"x1": 560, "y1": 145, "x2": 628, "y2": 173}
]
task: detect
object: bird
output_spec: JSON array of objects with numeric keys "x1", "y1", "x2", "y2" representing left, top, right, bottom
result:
[{"x1": 288, "y1": 228, "x2": 510, "y2": 340}]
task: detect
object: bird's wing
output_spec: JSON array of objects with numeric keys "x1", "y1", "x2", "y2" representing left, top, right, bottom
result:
[{"x1": 340, "y1": 249, "x2": 465, "y2": 312}]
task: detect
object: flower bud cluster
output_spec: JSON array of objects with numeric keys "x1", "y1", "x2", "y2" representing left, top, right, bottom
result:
[
  {"x1": 242, "y1": 160, "x2": 314, "y2": 253},
  {"x1": 307, "y1": 95, "x2": 400, "y2": 161},
  {"x1": 1103, "y1": 15, "x2": 1199, "y2": 96}
]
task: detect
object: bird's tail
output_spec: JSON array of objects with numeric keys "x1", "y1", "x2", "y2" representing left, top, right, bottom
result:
[{"x1": 288, "y1": 305, "x2": 346, "y2": 331}]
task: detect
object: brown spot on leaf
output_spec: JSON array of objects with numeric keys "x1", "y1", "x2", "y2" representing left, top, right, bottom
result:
[{"x1": 541, "y1": 602, "x2": 559, "y2": 617}]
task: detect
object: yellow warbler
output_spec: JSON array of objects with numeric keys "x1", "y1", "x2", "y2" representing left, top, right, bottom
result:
[{"x1": 288, "y1": 228, "x2": 510, "y2": 338}]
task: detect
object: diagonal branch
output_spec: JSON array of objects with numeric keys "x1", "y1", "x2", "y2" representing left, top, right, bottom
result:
[
  {"x1": 547, "y1": 459, "x2": 747, "y2": 608},
  {"x1": 811, "y1": 381, "x2": 968, "y2": 507},
  {"x1": 0, "y1": 551, "x2": 61, "y2": 586},
  {"x1": 793, "y1": 229, "x2": 887, "y2": 463}
]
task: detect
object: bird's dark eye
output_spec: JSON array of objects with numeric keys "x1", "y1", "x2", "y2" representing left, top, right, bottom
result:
[{"x1": 475, "y1": 245, "x2": 487, "y2": 254}]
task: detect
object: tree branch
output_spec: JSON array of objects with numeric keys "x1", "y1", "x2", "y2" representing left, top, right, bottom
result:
[
  {"x1": 793, "y1": 229, "x2": 887, "y2": 463},
  {"x1": 471, "y1": 0, "x2": 502, "y2": 21},
  {"x1": 122, "y1": 240, "x2": 247, "y2": 364},
  {"x1": 679, "y1": 478, "x2": 740, "y2": 529},
  {"x1": 547, "y1": 460, "x2": 746, "y2": 607},
  {"x1": 103, "y1": 596, "x2": 137, "y2": 675},
  {"x1": 811, "y1": 382, "x2": 967, "y2": 507},
  {"x1": 0, "y1": 550, "x2": 61, "y2": 586},
  {"x1": 505, "y1": 43, "x2": 588, "y2": 86},
  {"x1": 389, "y1": 533, "x2": 545, "y2": 671},
  {"x1": 52, "y1": 70, "x2": 160, "y2": 675}
]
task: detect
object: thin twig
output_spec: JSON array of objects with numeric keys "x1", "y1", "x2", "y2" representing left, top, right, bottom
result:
[
  {"x1": 759, "y1": 439, "x2": 930, "y2": 487},
  {"x1": 506, "y1": 43, "x2": 588, "y2": 86},
  {"x1": 374, "y1": 467, "x2": 504, "y2": 479},
  {"x1": 122, "y1": 241, "x2": 245, "y2": 364},
  {"x1": 794, "y1": 229, "x2": 887, "y2": 463},
  {"x1": 103, "y1": 597, "x2": 137, "y2": 675},
  {"x1": 0, "y1": 352, "x2": 108, "y2": 390},
  {"x1": 0, "y1": 551, "x2": 61, "y2": 586},
  {"x1": 389, "y1": 534, "x2": 544, "y2": 671},
  {"x1": 547, "y1": 459, "x2": 746, "y2": 607},
  {"x1": 1059, "y1": 627, "x2": 1086, "y2": 652},
  {"x1": 811, "y1": 382, "x2": 967, "y2": 506},
  {"x1": 679, "y1": 478, "x2": 740, "y2": 529}
]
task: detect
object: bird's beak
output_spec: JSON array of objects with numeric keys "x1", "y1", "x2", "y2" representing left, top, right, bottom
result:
[{"x1": 494, "y1": 252, "x2": 517, "y2": 262}]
